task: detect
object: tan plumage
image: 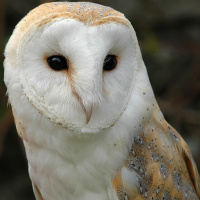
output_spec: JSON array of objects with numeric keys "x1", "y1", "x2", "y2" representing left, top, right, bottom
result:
[{"x1": 112, "y1": 102, "x2": 200, "y2": 199}]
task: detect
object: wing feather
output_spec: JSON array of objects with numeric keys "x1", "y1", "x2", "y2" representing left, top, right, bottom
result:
[
  {"x1": 180, "y1": 137, "x2": 200, "y2": 197},
  {"x1": 112, "y1": 103, "x2": 200, "y2": 199}
]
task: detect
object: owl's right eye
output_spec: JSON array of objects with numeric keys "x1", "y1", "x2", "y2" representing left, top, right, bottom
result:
[{"x1": 47, "y1": 55, "x2": 68, "y2": 71}]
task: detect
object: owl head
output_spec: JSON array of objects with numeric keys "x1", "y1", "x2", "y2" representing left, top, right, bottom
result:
[{"x1": 4, "y1": 2, "x2": 151, "y2": 134}]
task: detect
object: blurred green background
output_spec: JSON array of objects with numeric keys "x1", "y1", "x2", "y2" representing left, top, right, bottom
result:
[{"x1": 0, "y1": 0, "x2": 200, "y2": 199}]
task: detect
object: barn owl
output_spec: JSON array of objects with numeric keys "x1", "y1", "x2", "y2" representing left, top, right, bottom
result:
[{"x1": 3, "y1": 2, "x2": 200, "y2": 200}]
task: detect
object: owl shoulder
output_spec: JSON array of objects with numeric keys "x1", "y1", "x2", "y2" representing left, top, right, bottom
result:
[{"x1": 112, "y1": 104, "x2": 200, "y2": 199}]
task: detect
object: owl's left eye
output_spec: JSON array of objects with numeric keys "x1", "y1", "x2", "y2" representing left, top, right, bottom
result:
[
  {"x1": 47, "y1": 55, "x2": 68, "y2": 71},
  {"x1": 103, "y1": 55, "x2": 117, "y2": 71}
]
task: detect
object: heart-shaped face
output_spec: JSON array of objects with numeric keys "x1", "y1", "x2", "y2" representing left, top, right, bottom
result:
[{"x1": 5, "y1": 2, "x2": 141, "y2": 133}]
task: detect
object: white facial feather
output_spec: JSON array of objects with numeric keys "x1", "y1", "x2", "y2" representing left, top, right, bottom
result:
[{"x1": 7, "y1": 16, "x2": 142, "y2": 133}]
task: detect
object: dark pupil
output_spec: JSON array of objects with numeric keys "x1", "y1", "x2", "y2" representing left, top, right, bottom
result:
[
  {"x1": 103, "y1": 55, "x2": 117, "y2": 71},
  {"x1": 47, "y1": 55, "x2": 68, "y2": 70}
]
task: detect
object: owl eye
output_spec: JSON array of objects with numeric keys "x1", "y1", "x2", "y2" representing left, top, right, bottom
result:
[
  {"x1": 47, "y1": 55, "x2": 68, "y2": 70},
  {"x1": 103, "y1": 55, "x2": 117, "y2": 71}
]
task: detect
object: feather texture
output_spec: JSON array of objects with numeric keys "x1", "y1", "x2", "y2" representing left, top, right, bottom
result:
[
  {"x1": 112, "y1": 103, "x2": 200, "y2": 199},
  {"x1": 4, "y1": 2, "x2": 200, "y2": 200}
]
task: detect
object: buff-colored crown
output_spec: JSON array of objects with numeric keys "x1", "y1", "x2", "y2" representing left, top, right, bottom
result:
[
  {"x1": 18, "y1": 2, "x2": 129, "y2": 32},
  {"x1": 5, "y1": 2, "x2": 130, "y2": 65}
]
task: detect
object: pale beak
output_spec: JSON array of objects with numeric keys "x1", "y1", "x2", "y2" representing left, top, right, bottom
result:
[
  {"x1": 73, "y1": 90, "x2": 93, "y2": 124},
  {"x1": 82, "y1": 103, "x2": 93, "y2": 124}
]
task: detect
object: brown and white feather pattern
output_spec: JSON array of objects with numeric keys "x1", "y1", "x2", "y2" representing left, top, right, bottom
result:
[{"x1": 112, "y1": 103, "x2": 200, "y2": 199}]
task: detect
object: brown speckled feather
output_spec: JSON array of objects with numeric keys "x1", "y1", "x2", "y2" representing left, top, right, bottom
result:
[{"x1": 112, "y1": 103, "x2": 200, "y2": 200}]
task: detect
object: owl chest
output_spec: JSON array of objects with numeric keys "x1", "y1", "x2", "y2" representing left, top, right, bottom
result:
[{"x1": 23, "y1": 137, "x2": 120, "y2": 200}]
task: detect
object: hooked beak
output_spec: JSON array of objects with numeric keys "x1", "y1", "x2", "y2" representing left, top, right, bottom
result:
[
  {"x1": 73, "y1": 90, "x2": 93, "y2": 124},
  {"x1": 82, "y1": 103, "x2": 93, "y2": 124}
]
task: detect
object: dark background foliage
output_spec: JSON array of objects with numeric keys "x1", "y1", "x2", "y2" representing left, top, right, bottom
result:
[{"x1": 0, "y1": 0, "x2": 200, "y2": 199}]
